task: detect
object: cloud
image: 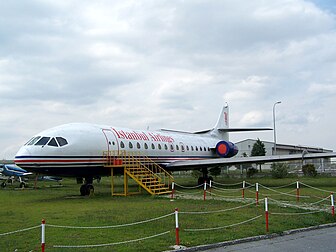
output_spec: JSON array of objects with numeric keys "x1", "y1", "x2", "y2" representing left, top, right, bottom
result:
[{"x1": 1, "y1": 0, "x2": 336, "y2": 158}]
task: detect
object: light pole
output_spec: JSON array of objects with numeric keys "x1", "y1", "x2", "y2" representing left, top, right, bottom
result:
[{"x1": 273, "y1": 101, "x2": 281, "y2": 155}]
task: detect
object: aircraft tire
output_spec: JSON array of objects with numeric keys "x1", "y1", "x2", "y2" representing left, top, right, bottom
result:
[
  {"x1": 80, "y1": 184, "x2": 94, "y2": 196},
  {"x1": 80, "y1": 184, "x2": 88, "y2": 196},
  {"x1": 1, "y1": 182, "x2": 6, "y2": 188},
  {"x1": 19, "y1": 182, "x2": 26, "y2": 188},
  {"x1": 87, "y1": 184, "x2": 94, "y2": 196}
]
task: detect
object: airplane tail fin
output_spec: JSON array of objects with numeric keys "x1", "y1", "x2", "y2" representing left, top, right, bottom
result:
[
  {"x1": 193, "y1": 103, "x2": 229, "y2": 136},
  {"x1": 194, "y1": 103, "x2": 271, "y2": 136},
  {"x1": 214, "y1": 103, "x2": 229, "y2": 130}
]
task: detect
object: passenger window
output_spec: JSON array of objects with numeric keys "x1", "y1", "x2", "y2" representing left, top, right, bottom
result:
[
  {"x1": 186, "y1": 145, "x2": 189, "y2": 151},
  {"x1": 48, "y1": 138, "x2": 59, "y2": 147},
  {"x1": 137, "y1": 142, "x2": 141, "y2": 149},
  {"x1": 35, "y1": 137, "x2": 50, "y2": 146},
  {"x1": 158, "y1": 144, "x2": 162, "y2": 150},
  {"x1": 144, "y1": 143, "x2": 148, "y2": 149},
  {"x1": 120, "y1": 141, "x2": 125, "y2": 148},
  {"x1": 129, "y1": 142, "x2": 133, "y2": 149},
  {"x1": 151, "y1": 143, "x2": 155, "y2": 149},
  {"x1": 200, "y1": 147, "x2": 203, "y2": 151},
  {"x1": 181, "y1": 145, "x2": 185, "y2": 152},
  {"x1": 191, "y1": 146, "x2": 194, "y2": 151},
  {"x1": 176, "y1": 145, "x2": 179, "y2": 151},
  {"x1": 195, "y1": 146, "x2": 198, "y2": 151},
  {"x1": 56, "y1": 137, "x2": 68, "y2": 146},
  {"x1": 165, "y1": 144, "x2": 168, "y2": 150}
]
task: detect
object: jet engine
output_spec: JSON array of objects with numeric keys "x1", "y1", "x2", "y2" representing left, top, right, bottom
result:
[{"x1": 215, "y1": 141, "x2": 238, "y2": 158}]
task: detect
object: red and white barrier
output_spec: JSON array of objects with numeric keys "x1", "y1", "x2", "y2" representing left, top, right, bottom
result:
[
  {"x1": 209, "y1": 180, "x2": 212, "y2": 195},
  {"x1": 331, "y1": 193, "x2": 334, "y2": 217},
  {"x1": 296, "y1": 181, "x2": 300, "y2": 202},
  {"x1": 242, "y1": 181, "x2": 245, "y2": 199},
  {"x1": 41, "y1": 219, "x2": 45, "y2": 252},
  {"x1": 265, "y1": 197, "x2": 269, "y2": 232},
  {"x1": 203, "y1": 182, "x2": 207, "y2": 201},
  {"x1": 171, "y1": 182, "x2": 175, "y2": 200},
  {"x1": 256, "y1": 183, "x2": 259, "y2": 206},
  {"x1": 175, "y1": 208, "x2": 180, "y2": 246}
]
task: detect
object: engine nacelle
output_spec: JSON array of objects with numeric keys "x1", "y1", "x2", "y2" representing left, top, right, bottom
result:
[{"x1": 215, "y1": 141, "x2": 238, "y2": 158}]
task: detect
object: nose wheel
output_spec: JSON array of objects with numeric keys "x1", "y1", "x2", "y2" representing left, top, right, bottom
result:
[
  {"x1": 80, "y1": 184, "x2": 94, "y2": 196},
  {"x1": 79, "y1": 177, "x2": 94, "y2": 196}
]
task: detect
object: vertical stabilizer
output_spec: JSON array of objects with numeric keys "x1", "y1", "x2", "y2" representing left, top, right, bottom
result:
[{"x1": 214, "y1": 103, "x2": 229, "y2": 130}]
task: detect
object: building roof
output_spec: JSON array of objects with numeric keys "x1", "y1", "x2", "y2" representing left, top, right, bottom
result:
[{"x1": 235, "y1": 139, "x2": 333, "y2": 153}]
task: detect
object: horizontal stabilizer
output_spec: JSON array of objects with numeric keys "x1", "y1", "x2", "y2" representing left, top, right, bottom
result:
[
  {"x1": 194, "y1": 127, "x2": 272, "y2": 135},
  {"x1": 219, "y1": 128, "x2": 272, "y2": 132},
  {"x1": 160, "y1": 129, "x2": 195, "y2": 134}
]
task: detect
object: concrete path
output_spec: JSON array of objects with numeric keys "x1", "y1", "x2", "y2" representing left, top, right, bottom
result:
[{"x1": 180, "y1": 224, "x2": 336, "y2": 252}]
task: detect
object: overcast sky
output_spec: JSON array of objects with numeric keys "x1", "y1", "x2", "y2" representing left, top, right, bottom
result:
[{"x1": 1, "y1": 0, "x2": 336, "y2": 159}]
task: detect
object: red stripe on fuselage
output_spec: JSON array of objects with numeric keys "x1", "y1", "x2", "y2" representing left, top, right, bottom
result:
[
  {"x1": 15, "y1": 159, "x2": 105, "y2": 163},
  {"x1": 15, "y1": 157, "x2": 209, "y2": 164}
]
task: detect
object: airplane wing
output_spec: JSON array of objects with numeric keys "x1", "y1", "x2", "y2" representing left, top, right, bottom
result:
[{"x1": 167, "y1": 152, "x2": 336, "y2": 170}]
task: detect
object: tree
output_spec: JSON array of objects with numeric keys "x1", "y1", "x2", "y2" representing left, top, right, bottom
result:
[
  {"x1": 251, "y1": 138, "x2": 266, "y2": 156},
  {"x1": 251, "y1": 139, "x2": 266, "y2": 172},
  {"x1": 271, "y1": 163, "x2": 288, "y2": 178},
  {"x1": 302, "y1": 164, "x2": 317, "y2": 177}
]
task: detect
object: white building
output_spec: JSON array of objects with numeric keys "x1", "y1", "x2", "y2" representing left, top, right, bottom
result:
[{"x1": 235, "y1": 139, "x2": 333, "y2": 170}]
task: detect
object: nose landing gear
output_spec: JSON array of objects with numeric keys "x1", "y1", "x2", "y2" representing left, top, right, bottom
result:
[{"x1": 79, "y1": 177, "x2": 94, "y2": 196}]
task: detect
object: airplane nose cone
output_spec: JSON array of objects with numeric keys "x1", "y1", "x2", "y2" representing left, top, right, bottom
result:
[
  {"x1": 17, "y1": 146, "x2": 32, "y2": 156},
  {"x1": 14, "y1": 146, "x2": 32, "y2": 163}
]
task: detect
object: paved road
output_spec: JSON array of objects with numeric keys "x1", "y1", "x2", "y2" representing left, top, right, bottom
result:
[{"x1": 201, "y1": 226, "x2": 336, "y2": 252}]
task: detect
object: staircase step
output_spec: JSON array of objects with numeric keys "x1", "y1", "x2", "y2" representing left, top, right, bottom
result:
[
  {"x1": 155, "y1": 191, "x2": 172, "y2": 195},
  {"x1": 106, "y1": 154, "x2": 173, "y2": 196}
]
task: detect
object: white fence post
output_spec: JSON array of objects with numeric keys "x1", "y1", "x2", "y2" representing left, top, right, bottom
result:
[{"x1": 175, "y1": 208, "x2": 180, "y2": 246}]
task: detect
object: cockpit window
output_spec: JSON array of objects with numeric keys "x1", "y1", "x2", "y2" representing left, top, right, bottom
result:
[
  {"x1": 24, "y1": 137, "x2": 34, "y2": 145},
  {"x1": 47, "y1": 138, "x2": 59, "y2": 147},
  {"x1": 27, "y1": 136, "x2": 41, "y2": 145},
  {"x1": 35, "y1": 137, "x2": 50, "y2": 146},
  {"x1": 56, "y1": 137, "x2": 68, "y2": 146}
]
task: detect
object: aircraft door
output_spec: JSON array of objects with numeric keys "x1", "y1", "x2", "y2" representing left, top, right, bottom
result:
[{"x1": 102, "y1": 129, "x2": 119, "y2": 154}]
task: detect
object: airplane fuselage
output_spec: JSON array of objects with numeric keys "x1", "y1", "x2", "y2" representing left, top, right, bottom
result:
[{"x1": 14, "y1": 123, "x2": 236, "y2": 177}]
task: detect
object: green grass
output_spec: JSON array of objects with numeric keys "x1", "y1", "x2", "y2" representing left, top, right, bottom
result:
[{"x1": 1, "y1": 176, "x2": 336, "y2": 251}]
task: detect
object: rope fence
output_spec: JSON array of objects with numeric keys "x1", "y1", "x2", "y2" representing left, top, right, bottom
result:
[
  {"x1": 0, "y1": 225, "x2": 40, "y2": 237},
  {"x1": 184, "y1": 215, "x2": 262, "y2": 232},
  {"x1": 300, "y1": 182, "x2": 336, "y2": 194},
  {"x1": 180, "y1": 201, "x2": 255, "y2": 215},
  {"x1": 53, "y1": 230, "x2": 171, "y2": 248},
  {"x1": 3, "y1": 180, "x2": 336, "y2": 251},
  {"x1": 47, "y1": 212, "x2": 174, "y2": 229}
]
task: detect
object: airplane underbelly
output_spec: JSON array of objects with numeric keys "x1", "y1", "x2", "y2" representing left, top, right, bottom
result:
[{"x1": 15, "y1": 155, "x2": 108, "y2": 177}]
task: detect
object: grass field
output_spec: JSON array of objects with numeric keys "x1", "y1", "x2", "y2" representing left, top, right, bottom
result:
[{"x1": 1, "y1": 175, "x2": 336, "y2": 252}]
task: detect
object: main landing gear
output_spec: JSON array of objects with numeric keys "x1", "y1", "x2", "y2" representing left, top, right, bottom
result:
[
  {"x1": 197, "y1": 168, "x2": 213, "y2": 185},
  {"x1": 79, "y1": 177, "x2": 94, "y2": 196}
]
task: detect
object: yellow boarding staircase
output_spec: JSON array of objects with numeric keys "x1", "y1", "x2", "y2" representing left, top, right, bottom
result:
[{"x1": 103, "y1": 151, "x2": 174, "y2": 196}]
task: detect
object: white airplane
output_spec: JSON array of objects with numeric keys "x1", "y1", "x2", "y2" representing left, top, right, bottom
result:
[{"x1": 14, "y1": 104, "x2": 336, "y2": 195}]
